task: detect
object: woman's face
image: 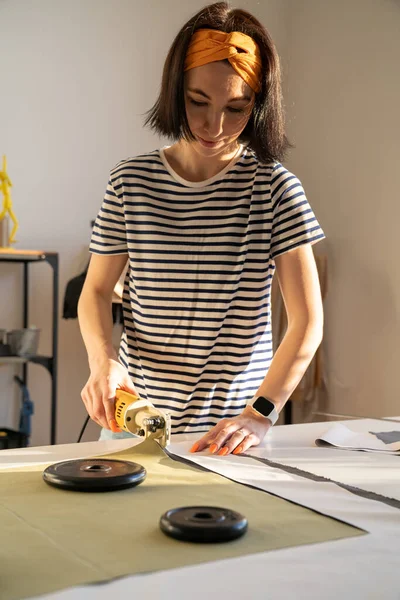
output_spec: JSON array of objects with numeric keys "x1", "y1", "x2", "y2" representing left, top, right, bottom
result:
[{"x1": 184, "y1": 61, "x2": 255, "y2": 157}]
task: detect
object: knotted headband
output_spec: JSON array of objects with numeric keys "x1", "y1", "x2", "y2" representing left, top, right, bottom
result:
[{"x1": 184, "y1": 29, "x2": 262, "y2": 93}]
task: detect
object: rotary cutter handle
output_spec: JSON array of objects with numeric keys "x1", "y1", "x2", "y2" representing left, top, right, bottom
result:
[{"x1": 114, "y1": 390, "x2": 171, "y2": 448}]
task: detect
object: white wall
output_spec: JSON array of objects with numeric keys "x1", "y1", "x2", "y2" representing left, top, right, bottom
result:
[
  {"x1": 283, "y1": 0, "x2": 400, "y2": 419},
  {"x1": 0, "y1": 0, "x2": 288, "y2": 444}
]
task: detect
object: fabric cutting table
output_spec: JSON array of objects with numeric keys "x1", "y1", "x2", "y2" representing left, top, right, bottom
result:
[{"x1": 1, "y1": 418, "x2": 399, "y2": 600}]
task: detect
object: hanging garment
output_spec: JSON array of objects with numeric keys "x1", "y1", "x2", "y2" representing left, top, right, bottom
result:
[{"x1": 62, "y1": 264, "x2": 126, "y2": 324}]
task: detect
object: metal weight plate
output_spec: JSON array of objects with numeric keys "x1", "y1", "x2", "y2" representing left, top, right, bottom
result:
[
  {"x1": 43, "y1": 458, "x2": 146, "y2": 492},
  {"x1": 159, "y1": 506, "x2": 248, "y2": 543}
]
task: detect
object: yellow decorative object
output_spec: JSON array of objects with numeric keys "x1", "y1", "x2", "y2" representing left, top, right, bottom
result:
[{"x1": 0, "y1": 155, "x2": 19, "y2": 246}]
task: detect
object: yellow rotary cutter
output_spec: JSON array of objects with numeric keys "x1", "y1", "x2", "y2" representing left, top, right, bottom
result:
[
  {"x1": 114, "y1": 389, "x2": 171, "y2": 448},
  {"x1": 42, "y1": 390, "x2": 170, "y2": 493}
]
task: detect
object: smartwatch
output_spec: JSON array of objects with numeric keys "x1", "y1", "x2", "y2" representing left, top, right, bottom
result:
[{"x1": 248, "y1": 395, "x2": 279, "y2": 425}]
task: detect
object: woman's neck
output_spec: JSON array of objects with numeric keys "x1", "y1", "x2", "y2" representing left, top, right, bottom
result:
[{"x1": 164, "y1": 140, "x2": 241, "y2": 183}]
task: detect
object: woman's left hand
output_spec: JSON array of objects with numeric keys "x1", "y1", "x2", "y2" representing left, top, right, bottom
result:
[{"x1": 189, "y1": 405, "x2": 272, "y2": 456}]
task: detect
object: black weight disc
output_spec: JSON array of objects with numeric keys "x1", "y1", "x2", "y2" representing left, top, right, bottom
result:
[
  {"x1": 43, "y1": 458, "x2": 146, "y2": 492},
  {"x1": 159, "y1": 506, "x2": 248, "y2": 543}
]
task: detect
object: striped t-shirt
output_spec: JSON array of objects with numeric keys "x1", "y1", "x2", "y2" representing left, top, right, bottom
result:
[{"x1": 90, "y1": 145, "x2": 324, "y2": 433}]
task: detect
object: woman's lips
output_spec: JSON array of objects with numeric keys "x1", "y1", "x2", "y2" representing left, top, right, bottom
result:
[{"x1": 196, "y1": 136, "x2": 222, "y2": 148}]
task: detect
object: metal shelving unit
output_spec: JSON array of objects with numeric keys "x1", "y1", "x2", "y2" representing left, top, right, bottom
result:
[{"x1": 0, "y1": 248, "x2": 59, "y2": 444}]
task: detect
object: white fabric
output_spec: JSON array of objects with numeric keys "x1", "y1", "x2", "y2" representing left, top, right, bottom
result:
[{"x1": 245, "y1": 419, "x2": 400, "y2": 501}]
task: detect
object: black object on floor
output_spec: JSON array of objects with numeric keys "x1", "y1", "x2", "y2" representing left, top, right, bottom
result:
[
  {"x1": 159, "y1": 506, "x2": 248, "y2": 543},
  {"x1": 0, "y1": 428, "x2": 28, "y2": 450},
  {"x1": 0, "y1": 343, "x2": 12, "y2": 356},
  {"x1": 42, "y1": 458, "x2": 146, "y2": 492}
]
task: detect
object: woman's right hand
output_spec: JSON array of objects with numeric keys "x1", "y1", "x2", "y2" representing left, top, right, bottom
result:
[{"x1": 81, "y1": 358, "x2": 138, "y2": 431}]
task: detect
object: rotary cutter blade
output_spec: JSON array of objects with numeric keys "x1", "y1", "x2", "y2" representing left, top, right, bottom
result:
[
  {"x1": 43, "y1": 458, "x2": 146, "y2": 492},
  {"x1": 160, "y1": 506, "x2": 248, "y2": 543}
]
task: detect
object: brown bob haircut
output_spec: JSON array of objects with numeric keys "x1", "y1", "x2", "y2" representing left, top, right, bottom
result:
[{"x1": 145, "y1": 1, "x2": 290, "y2": 164}]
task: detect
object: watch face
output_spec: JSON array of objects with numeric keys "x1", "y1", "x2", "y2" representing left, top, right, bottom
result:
[{"x1": 252, "y1": 396, "x2": 276, "y2": 417}]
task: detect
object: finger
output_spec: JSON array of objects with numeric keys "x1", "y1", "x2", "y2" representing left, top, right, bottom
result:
[
  {"x1": 189, "y1": 432, "x2": 217, "y2": 453},
  {"x1": 119, "y1": 379, "x2": 138, "y2": 397},
  {"x1": 91, "y1": 416, "x2": 103, "y2": 428},
  {"x1": 103, "y1": 393, "x2": 121, "y2": 432},
  {"x1": 210, "y1": 423, "x2": 245, "y2": 454},
  {"x1": 80, "y1": 388, "x2": 91, "y2": 415},
  {"x1": 82, "y1": 388, "x2": 101, "y2": 427},
  {"x1": 189, "y1": 421, "x2": 227, "y2": 452},
  {"x1": 86, "y1": 400, "x2": 103, "y2": 429},
  {"x1": 89, "y1": 390, "x2": 108, "y2": 430},
  {"x1": 97, "y1": 391, "x2": 114, "y2": 431},
  {"x1": 103, "y1": 378, "x2": 123, "y2": 431},
  {"x1": 112, "y1": 380, "x2": 137, "y2": 431},
  {"x1": 83, "y1": 383, "x2": 110, "y2": 430},
  {"x1": 233, "y1": 433, "x2": 259, "y2": 455},
  {"x1": 217, "y1": 428, "x2": 248, "y2": 456}
]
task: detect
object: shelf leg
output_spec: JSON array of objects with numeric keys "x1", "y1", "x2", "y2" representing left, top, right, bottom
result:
[{"x1": 46, "y1": 254, "x2": 59, "y2": 445}]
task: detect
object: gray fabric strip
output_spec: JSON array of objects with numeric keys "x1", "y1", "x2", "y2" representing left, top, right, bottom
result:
[
  {"x1": 165, "y1": 448, "x2": 366, "y2": 530},
  {"x1": 244, "y1": 454, "x2": 400, "y2": 510}
]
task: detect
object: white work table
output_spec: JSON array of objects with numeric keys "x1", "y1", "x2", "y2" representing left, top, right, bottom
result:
[{"x1": 1, "y1": 418, "x2": 399, "y2": 600}]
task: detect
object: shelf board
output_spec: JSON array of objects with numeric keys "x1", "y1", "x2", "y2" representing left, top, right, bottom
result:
[
  {"x1": 0, "y1": 248, "x2": 57, "y2": 261},
  {"x1": 0, "y1": 355, "x2": 52, "y2": 369},
  {"x1": 0, "y1": 356, "x2": 27, "y2": 365}
]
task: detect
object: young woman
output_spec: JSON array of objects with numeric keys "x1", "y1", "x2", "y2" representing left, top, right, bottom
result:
[{"x1": 78, "y1": 2, "x2": 324, "y2": 456}]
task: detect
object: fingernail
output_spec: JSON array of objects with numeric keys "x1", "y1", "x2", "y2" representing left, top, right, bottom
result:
[
  {"x1": 209, "y1": 443, "x2": 218, "y2": 454},
  {"x1": 109, "y1": 419, "x2": 121, "y2": 433},
  {"x1": 190, "y1": 443, "x2": 199, "y2": 453},
  {"x1": 233, "y1": 445, "x2": 243, "y2": 455},
  {"x1": 218, "y1": 447, "x2": 229, "y2": 456}
]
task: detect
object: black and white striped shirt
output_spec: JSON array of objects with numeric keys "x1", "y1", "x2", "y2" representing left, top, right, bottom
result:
[{"x1": 90, "y1": 146, "x2": 324, "y2": 433}]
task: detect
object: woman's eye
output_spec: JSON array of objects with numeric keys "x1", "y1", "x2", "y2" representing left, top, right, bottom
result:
[
  {"x1": 189, "y1": 99, "x2": 207, "y2": 107},
  {"x1": 227, "y1": 107, "x2": 245, "y2": 114},
  {"x1": 188, "y1": 99, "x2": 246, "y2": 114}
]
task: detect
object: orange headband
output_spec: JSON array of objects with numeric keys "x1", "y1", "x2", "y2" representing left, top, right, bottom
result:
[{"x1": 184, "y1": 29, "x2": 262, "y2": 93}]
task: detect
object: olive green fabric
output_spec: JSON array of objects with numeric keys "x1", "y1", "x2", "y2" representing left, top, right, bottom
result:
[{"x1": 0, "y1": 440, "x2": 363, "y2": 600}]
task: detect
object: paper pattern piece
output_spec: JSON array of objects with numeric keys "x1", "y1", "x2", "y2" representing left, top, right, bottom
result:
[
  {"x1": 315, "y1": 423, "x2": 400, "y2": 454},
  {"x1": 370, "y1": 430, "x2": 400, "y2": 444}
]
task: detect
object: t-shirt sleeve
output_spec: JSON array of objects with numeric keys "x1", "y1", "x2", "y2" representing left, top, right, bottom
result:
[
  {"x1": 270, "y1": 164, "x2": 325, "y2": 259},
  {"x1": 89, "y1": 171, "x2": 128, "y2": 256}
]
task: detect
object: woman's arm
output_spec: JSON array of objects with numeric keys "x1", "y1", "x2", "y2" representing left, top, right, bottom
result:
[
  {"x1": 190, "y1": 243, "x2": 323, "y2": 455},
  {"x1": 78, "y1": 253, "x2": 136, "y2": 430},
  {"x1": 255, "y1": 243, "x2": 323, "y2": 411},
  {"x1": 78, "y1": 253, "x2": 128, "y2": 365}
]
